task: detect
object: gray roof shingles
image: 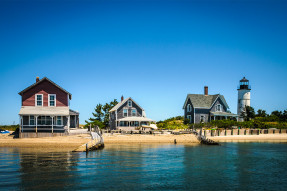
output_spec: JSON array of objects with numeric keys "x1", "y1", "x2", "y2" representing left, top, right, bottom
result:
[{"x1": 185, "y1": 94, "x2": 229, "y2": 109}]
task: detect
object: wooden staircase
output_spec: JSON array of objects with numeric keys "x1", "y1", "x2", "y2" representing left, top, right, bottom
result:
[
  {"x1": 73, "y1": 128, "x2": 104, "y2": 152},
  {"x1": 192, "y1": 130, "x2": 220, "y2": 145}
]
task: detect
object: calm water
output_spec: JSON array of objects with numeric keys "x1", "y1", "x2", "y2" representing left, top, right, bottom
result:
[{"x1": 0, "y1": 143, "x2": 287, "y2": 191}]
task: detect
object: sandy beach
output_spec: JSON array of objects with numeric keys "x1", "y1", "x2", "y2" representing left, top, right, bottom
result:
[
  {"x1": 1, "y1": 133, "x2": 287, "y2": 149},
  {"x1": 0, "y1": 133, "x2": 91, "y2": 149}
]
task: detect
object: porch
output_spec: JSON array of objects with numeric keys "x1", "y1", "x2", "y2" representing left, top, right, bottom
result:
[
  {"x1": 116, "y1": 117, "x2": 156, "y2": 130},
  {"x1": 19, "y1": 115, "x2": 69, "y2": 134},
  {"x1": 18, "y1": 106, "x2": 79, "y2": 137},
  {"x1": 210, "y1": 112, "x2": 239, "y2": 121}
]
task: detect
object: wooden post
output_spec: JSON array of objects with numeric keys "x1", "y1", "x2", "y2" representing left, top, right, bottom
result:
[
  {"x1": 35, "y1": 116, "x2": 38, "y2": 134},
  {"x1": 68, "y1": 116, "x2": 70, "y2": 133},
  {"x1": 19, "y1": 116, "x2": 22, "y2": 138},
  {"x1": 51, "y1": 116, "x2": 54, "y2": 134}
]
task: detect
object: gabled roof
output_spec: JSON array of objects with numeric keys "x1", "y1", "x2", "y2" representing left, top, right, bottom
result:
[
  {"x1": 183, "y1": 94, "x2": 229, "y2": 109},
  {"x1": 18, "y1": 77, "x2": 72, "y2": 99},
  {"x1": 109, "y1": 97, "x2": 144, "y2": 112}
]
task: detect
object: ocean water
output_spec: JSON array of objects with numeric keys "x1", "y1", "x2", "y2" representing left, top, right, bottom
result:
[{"x1": 0, "y1": 143, "x2": 287, "y2": 191}]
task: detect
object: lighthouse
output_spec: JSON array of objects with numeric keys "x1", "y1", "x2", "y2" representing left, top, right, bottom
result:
[{"x1": 237, "y1": 77, "x2": 251, "y2": 121}]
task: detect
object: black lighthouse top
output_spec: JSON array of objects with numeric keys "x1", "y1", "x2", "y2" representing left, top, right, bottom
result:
[{"x1": 238, "y1": 77, "x2": 251, "y2": 90}]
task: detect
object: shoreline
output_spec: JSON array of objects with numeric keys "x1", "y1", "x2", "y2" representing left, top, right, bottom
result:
[{"x1": 1, "y1": 133, "x2": 287, "y2": 149}]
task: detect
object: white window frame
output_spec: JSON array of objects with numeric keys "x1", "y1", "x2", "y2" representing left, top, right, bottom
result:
[
  {"x1": 215, "y1": 104, "x2": 221, "y2": 112},
  {"x1": 29, "y1": 115, "x2": 35, "y2": 126},
  {"x1": 128, "y1": 100, "x2": 132, "y2": 107},
  {"x1": 35, "y1": 94, "x2": 43, "y2": 106},
  {"x1": 48, "y1": 94, "x2": 56, "y2": 107},
  {"x1": 123, "y1": 109, "x2": 128, "y2": 117},
  {"x1": 200, "y1": 115, "x2": 205, "y2": 122},
  {"x1": 56, "y1": 116, "x2": 63, "y2": 126},
  {"x1": 187, "y1": 115, "x2": 191, "y2": 123},
  {"x1": 132, "y1": 109, "x2": 136, "y2": 116},
  {"x1": 187, "y1": 104, "x2": 191, "y2": 112}
]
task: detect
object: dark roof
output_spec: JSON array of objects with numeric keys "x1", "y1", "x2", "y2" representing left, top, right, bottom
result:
[
  {"x1": 69, "y1": 109, "x2": 79, "y2": 115},
  {"x1": 109, "y1": 97, "x2": 144, "y2": 112},
  {"x1": 240, "y1": 77, "x2": 249, "y2": 82},
  {"x1": 18, "y1": 77, "x2": 72, "y2": 99},
  {"x1": 183, "y1": 94, "x2": 229, "y2": 109}
]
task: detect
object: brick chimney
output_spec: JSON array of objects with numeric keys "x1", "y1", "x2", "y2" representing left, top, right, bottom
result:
[
  {"x1": 121, "y1": 95, "x2": 124, "y2": 102},
  {"x1": 204, "y1": 86, "x2": 208, "y2": 96},
  {"x1": 36, "y1": 76, "x2": 40, "y2": 83}
]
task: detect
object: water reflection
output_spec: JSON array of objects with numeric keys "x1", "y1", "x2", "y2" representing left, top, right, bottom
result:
[
  {"x1": 0, "y1": 143, "x2": 287, "y2": 190},
  {"x1": 20, "y1": 151, "x2": 79, "y2": 190}
]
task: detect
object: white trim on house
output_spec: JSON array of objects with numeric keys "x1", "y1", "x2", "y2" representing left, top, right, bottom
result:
[
  {"x1": 35, "y1": 94, "x2": 43, "y2": 106},
  {"x1": 200, "y1": 115, "x2": 205, "y2": 123},
  {"x1": 29, "y1": 115, "x2": 35, "y2": 126},
  {"x1": 187, "y1": 104, "x2": 191, "y2": 112},
  {"x1": 110, "y1": 97, "x2": 144, "y2": 112},
  {"x1": 132, "y1": 109, "x2": 136, "y2": 116},
  {"x1": 123, "y1": 109, "x2": 128, "y2": 117},
  {"x1": 128, "y1": 100, "x2": 132, "y2": 107},
  {"x1": 48, "y1": 94, "x2": 56, "y2": 107},
  {"x1": 187, "y1": 115, "x2": 191, "y2": 123},
  {"x1": 56, "y1": 116, "x2": 63, "y2": 126},
  {"x1": 215, "y1": 104, "x2": 222, "y2": 112}
]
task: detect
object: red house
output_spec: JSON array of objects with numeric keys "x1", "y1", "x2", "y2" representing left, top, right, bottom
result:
[{"x1": 18, "y1": 77, "x2": 79, "y2": 138}]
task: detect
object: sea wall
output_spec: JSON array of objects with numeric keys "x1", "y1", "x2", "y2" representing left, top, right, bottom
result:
[{"x1": 204, "y1": 129, "x2": 287, "y2": 137}]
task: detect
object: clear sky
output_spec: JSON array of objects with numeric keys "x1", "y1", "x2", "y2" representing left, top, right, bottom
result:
[{"x1": 0, "y1": 0, "x2": 287, "y2": 125}]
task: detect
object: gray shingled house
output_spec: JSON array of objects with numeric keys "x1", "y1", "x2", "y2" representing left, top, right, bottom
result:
[
  {"x1": 109, "y1": 96, "x2": 155, "y2": 130},
  {"x1": 183, "y1": 86, "x2": 238, "y2": 124}
]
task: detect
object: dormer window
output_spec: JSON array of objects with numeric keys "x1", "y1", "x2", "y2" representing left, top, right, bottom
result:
[
  {"x1": 36, "y1": 94, "x2": 43, "y2": 106},
  {"x1": 49, "y1": 94, "x2": 56, "y2": 106},
  {"x1": 215, "y1": 104, "x2": 221, "y2": 112},
  {"x1": 187, "y1": 104, "x2": 192, "y2": 112},
  {"x1": 128, "y1": 100, "x2": 132, "y2": 107}
]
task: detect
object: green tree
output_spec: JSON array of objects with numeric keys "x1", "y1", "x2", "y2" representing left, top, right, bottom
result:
[
  {"x1": 241, "y1": 106, "x2": 255, "y2": 121},
  {"x1": 85, "y1": 99, "x2": 118, "y2": 129},
  {"x1": 256, "y1": 109, "x2": 267, "y2": 117}
]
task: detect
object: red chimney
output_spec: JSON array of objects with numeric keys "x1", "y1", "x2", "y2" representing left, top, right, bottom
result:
[
  {"x1": 36, "y1": 77, "x2": 40, "y2": 83},
  {"x1": 204, "y1": 86, "x2": 208, "y2": 96},
  {"x1": 121, "y1": 95, "x2": 124, "y2": 102}
]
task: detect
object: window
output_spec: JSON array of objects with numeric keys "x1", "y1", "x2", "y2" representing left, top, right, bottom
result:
[
  {"x1": 128, "y1": 100, "x2": 132, "y2": 107},
  {"x1": 38, "y1": 116, "x2": 52, "y2": 125},
  {"x1": 56, "y1": 116, "x2": 62, "y2": 125},
  {"x1": 215, "y1": 104, "x2": 221, "y2": 112},
  {"x1": 187, "y1": 115, "x2": 191, "y2": 123},
  {"x1": 29, "y1": 116, "x2": 35, "y2": 125},
  {"x1": 200, "y1": 115, "x2": 205, "y2": 123},
  {"x1": 36, "y1": 94, "x2": 43, "y2": 106},
  {"x1": 123, "y1": 109, "x2": 128, "y2": 117},
  {"x1": 187, "y1": 104, "x2": 192, "y2": 112},
  {"x1": 49, "y1": 94, "x2": 56, "y2": 106},
  {"x1": 132, "y1": 109, "x2": 136, "y2": 116}
]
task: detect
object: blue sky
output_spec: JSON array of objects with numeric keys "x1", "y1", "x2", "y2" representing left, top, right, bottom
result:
[{"x1": 0, "y1": 0, "x2": 287, "y2": 125}]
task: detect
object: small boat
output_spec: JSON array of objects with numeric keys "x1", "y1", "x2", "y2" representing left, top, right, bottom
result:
[{"x1": 0, "y1": 130, "x2": 10, "y2": 134}]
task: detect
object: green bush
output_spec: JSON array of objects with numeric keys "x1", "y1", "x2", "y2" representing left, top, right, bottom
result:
[{"x1": 0, "y1": 125, "x2": 19, "y2": 131}]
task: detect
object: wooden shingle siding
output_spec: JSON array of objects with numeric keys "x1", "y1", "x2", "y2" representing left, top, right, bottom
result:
[
  {"x1": 22, "y1": 80, "x2": 69, "y2": 106},
  {"x1": 117, "y1": 99, "x2": 142, "y2": 119},
  {"x1": 210, "y1": 98, "x2": 227, "y2": 112},
  {"x1": 184, "y1": 98, "x2": 194, "y2": 123},
  {"x1": 194, "y1": 109, "x2": 210, "y2": 123}
]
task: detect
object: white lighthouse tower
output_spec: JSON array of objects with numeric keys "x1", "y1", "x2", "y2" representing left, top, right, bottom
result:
[{"x1": 237, "y1": 77, "x2": 251, "y2": 121}]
